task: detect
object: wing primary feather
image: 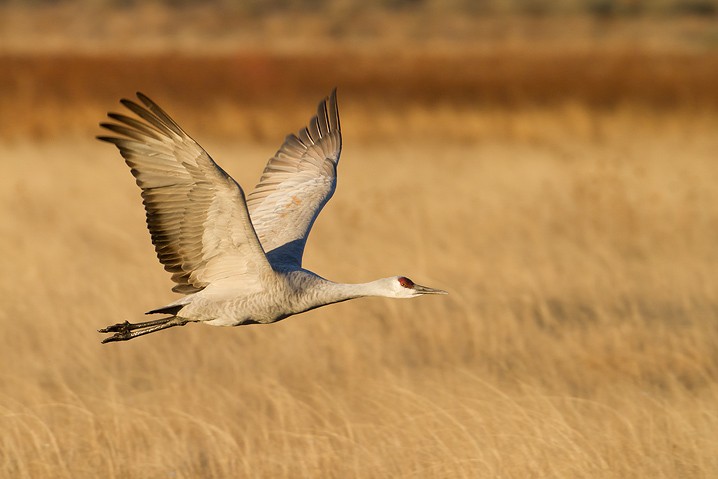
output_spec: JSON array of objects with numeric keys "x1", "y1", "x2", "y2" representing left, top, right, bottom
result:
[
  {"x1": 100, "y1": 122, "x2": 153, "y2": 142},
  {"x1": 136, "y1": 92, "x2": 185, "y2": 136},
  {"x1": 107, "y1": 112, "x2": 164, "y2": 139},
  {"x1": 327, "y1": 89, "x2": 340, "y2": 134},
  {"x1": 120, "y1": 98, "x2": 178, "y2": 137},
  {"x1": 317, "y1": 100, "x2": 330, "y2": 137}
]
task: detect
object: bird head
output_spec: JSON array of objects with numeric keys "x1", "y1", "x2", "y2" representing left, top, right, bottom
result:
[{"x1": 385, "y1": 276, "x2": 448, "y2": 298}]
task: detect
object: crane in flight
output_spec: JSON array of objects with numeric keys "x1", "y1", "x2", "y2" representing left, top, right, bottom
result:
[{"x1": 97, "y1": 90, "x2": 446, "y2": 343}]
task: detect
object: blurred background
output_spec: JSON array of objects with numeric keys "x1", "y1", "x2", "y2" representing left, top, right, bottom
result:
[
  {"x1": 1, "y1": 1, "x2": 718, "y2": 478},
  {"x1": 2, "y1": 0, "x2": 718, "y2": 139}
]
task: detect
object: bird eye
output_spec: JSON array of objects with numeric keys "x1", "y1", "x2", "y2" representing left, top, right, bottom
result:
[{"x1": 398, "y1": 277, "x2": 414, "y2": 288}]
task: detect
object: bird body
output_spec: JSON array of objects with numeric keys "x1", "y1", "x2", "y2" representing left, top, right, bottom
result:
[
  {"x1": 98, "y1": 90, "x2": 446, "y2": 343},
  {"x1": 167, "y1": 272, "x2": 434, "y2": 327}
]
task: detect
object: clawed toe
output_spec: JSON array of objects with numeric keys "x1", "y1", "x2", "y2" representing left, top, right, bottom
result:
[
  {"x1": 98, "y1": 321, "x2": 131, "y2": 334},
  {"x1": 101, "y1": 331, "x2": 132, "y2": 343}
]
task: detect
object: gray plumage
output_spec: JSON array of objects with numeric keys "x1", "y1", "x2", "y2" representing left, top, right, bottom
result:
[{"x1": 98, "y1": 90, "x2": 446, "y2": 343}]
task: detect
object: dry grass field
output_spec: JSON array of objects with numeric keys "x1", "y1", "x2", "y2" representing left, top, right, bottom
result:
[
  {"x1": 2, "y1": 4, "x2": 718, "y2": 478},
  {"x1": 2, "y1": 102, "x2": 718, "y2": 478}
]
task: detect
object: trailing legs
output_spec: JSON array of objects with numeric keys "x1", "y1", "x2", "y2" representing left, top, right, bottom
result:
[{"x1": 99, "y1": 316, "x2": 189, "y2": 343}]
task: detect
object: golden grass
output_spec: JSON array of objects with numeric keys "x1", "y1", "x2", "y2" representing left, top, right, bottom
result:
[{"x1": 1, "y1": 101, "x2": 717, "y2": 477}]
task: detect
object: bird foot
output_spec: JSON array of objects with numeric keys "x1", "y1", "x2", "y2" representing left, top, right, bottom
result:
[{"x1": 99, "y1": 321, "x2": 133, "y2": 343}]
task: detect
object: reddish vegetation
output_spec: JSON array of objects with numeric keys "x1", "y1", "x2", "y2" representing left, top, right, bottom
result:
[{"x1": 2, "y1": 50, "x2": 718, "y2": 138}]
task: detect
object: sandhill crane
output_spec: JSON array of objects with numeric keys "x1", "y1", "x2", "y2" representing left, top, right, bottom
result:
[{"x1": 97, "y1": 90, "x2": 446, "y2": 343}]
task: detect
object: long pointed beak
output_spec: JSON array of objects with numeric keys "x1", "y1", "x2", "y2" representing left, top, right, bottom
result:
[{"x1": 414, "y1": 284, "x2": 448, "y2": 295}]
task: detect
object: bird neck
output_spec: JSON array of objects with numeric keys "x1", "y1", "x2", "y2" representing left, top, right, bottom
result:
[
  {"x1": 320, "y1": 278, "x2": 392, "y2": 303},
  {"x1": 291, "y1": 273, "x2": 395, "y2": 315}
]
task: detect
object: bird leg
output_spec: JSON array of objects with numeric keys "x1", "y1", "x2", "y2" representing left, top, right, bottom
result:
[{"x1": 99, "y1": 317, "x2": 189, "y2": 343}]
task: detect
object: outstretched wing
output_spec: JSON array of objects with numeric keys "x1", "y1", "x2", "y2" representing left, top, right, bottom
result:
[
  {"x1": 246, "y1": 89, "x2": 342, "y2": 268},
  {"x1": 98, "y1": 93, "x2": 272, "y2": 294}
]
